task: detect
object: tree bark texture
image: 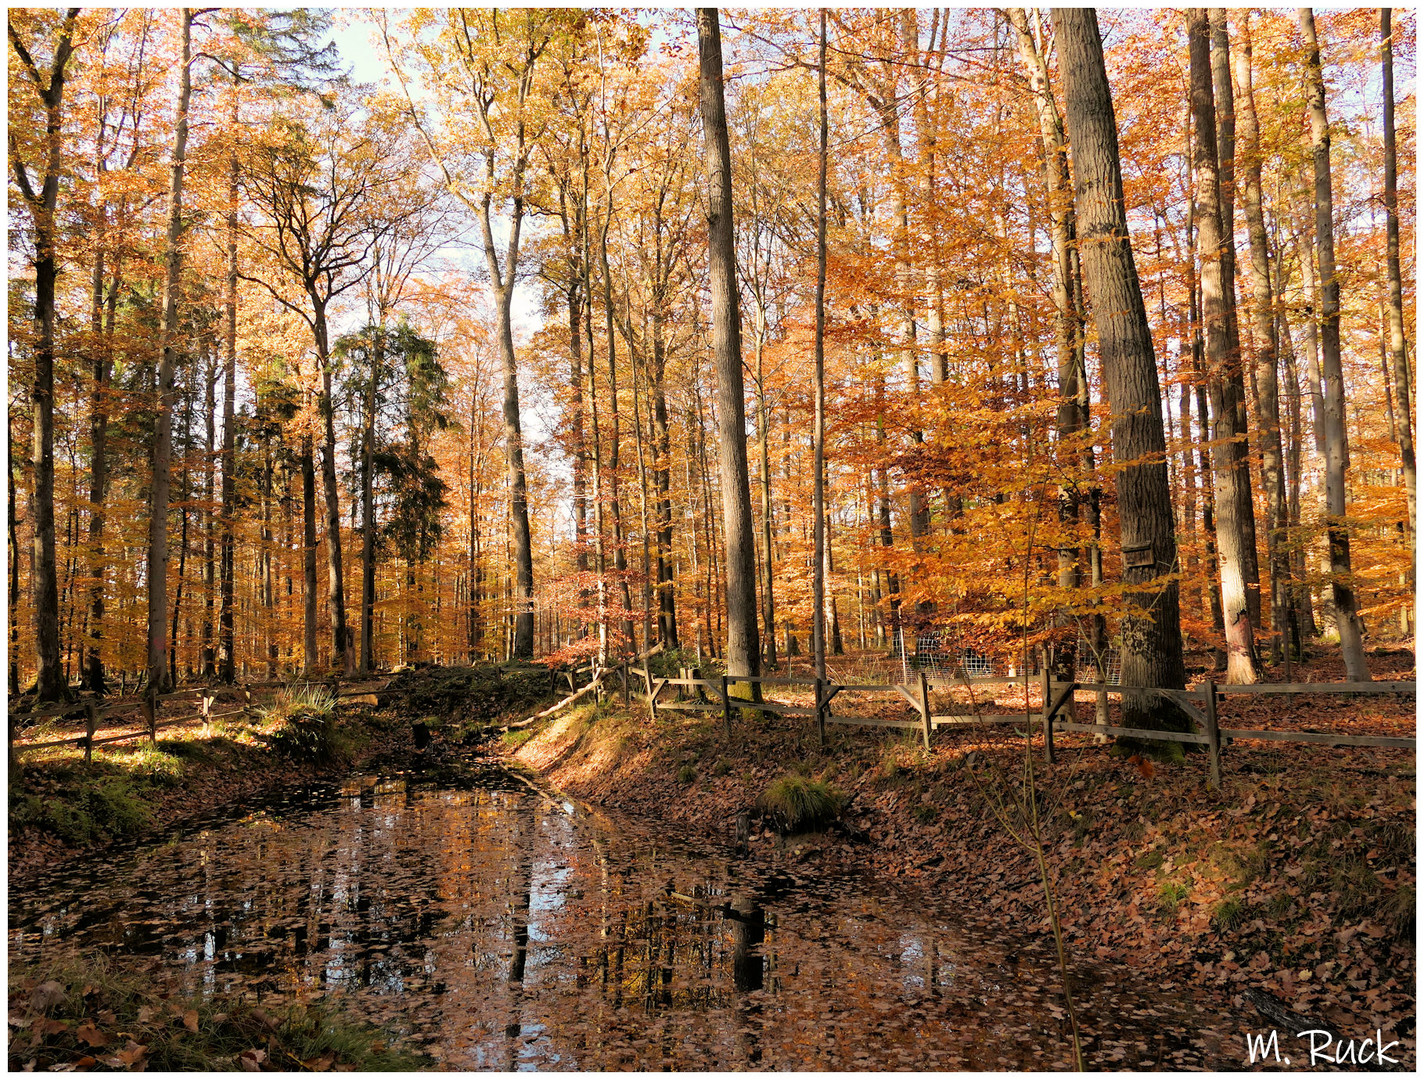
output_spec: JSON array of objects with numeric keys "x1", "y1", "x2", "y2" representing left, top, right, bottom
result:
[
  {"x1": 1299, "y1": 7, "x2": 1370, "y2": 681},
  {"x1": 1188, "y1": 8, "x2": 1261, "y2": 683},
  {"x1": 697, "y1": 8, "x2": 761, "y2": 686},
  {"x1": 1053, "y1": 7, "x2": 1188, "y2": 731}
]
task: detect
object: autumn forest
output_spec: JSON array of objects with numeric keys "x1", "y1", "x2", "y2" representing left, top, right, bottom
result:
[{"x1": 8, "y1": 6, "x2": 1415, "y2": 712}]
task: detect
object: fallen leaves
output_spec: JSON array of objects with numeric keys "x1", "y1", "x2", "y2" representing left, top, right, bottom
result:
[
  {"x1": 73, "y1": 1025, "x2": 109, "y2": 1048},
  {"x1": 237, "y1": 1048, "x2": 266, "y2": 1071},
  {"x1": 181, "y1": 1010, "x2": 199, "y2": 1034},
  {"x1": 103, "y1": 1040, "x2": 147, "y2": 1069}
]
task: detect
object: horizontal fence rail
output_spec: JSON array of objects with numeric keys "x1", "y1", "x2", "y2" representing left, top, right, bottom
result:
[
  {"x1": 14, "y1": 667, "x2": 1412, "y2": 790},
  {"x1": 631, "y1": 667, "x2": 1414, "y2": 788}
]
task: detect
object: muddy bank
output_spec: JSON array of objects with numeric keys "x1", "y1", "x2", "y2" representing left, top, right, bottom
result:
[
  {"x1": 505, "y1": 687, "x2": 1415, "y2": 1056},
  {"x1": 7, "y1": 665, "x2": 557, "y2": 886}
]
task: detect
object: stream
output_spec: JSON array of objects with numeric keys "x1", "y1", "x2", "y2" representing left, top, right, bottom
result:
[{"x1": 9, "y1": 760, "x2": 1239, "y2": 1070}]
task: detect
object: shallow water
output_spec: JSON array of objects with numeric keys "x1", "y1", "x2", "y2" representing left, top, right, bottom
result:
[{"x1": 9, "y1": 761, "x2": 1236, "y2": 1070}]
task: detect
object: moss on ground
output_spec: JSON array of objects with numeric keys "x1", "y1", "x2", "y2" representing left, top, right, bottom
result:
[{"x1": 8, "y1": 953, "x2": 430, "y2": 1072}]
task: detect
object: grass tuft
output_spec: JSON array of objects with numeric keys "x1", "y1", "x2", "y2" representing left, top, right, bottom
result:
[
  {"x1": 755, "y1": 774, "x2": 847, "y2": 834},
  {"x1": 257, "y1": 685, "x2": 348, "y2": 766}
]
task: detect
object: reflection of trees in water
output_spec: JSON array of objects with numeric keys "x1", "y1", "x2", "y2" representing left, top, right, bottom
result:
[{"x1": 504, "y1": 796, "x2": 532, "y2": 1066}]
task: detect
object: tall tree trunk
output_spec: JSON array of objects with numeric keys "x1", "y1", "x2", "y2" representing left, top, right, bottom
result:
[
  {"x1": 201, "y1": 347, "x2": 217, "y2": 677},
  {"x1": 568, "y1": 274, "x2": 589, "y2": 612},
  {"x1": 697, "y1": 8, "x2": 761, "y2": 689},
  {"x1": 261, "y1": 434, "x2": 277, "y2": 679},
  {"x1": 301, "y1": 433, "x2": 319, "y2": 674},
  {"x1": 1232, "y1": 12, "x2": 1292, "y2": 665},
  {"x1": 1380, "y1": 9, "x2": 1415, "y2": 543},
  {"x1": 218, "y1": 96, "x2": 239, "y2": 684},
  {"x1": 1009, "y1": 6, "x2": 1086, "y2": 680},
  {"x1": 84, "y1": 228, "x2": 117, "y2": 693},
  {"x1": 309, "y1": 304, "x2": 351, "y2": 674},
  {"x1": 813, "y1": 9, "x2": 828, "y2": 682},
  {"x1": 11, "y1": 8, "x2": 81, "y2": 701},
  {"x1": 360, "y1": 331, "x2": 379, "y2": 673},
  {"x1": 1053, "y1": 6, "x2": 1188, "y2": 733},
  {"x1": 650, "y1": 314, "x2": 678, "y2": 648},
  {"x1": 146, "y1": 8, "x2": 194, "y2": 693},
  {"x1": 1188, "y1": 8, "x2": 1261, "y2": 683},
  {"x1": 599, "y1": 210, "x2": 636, "y2": 654},
  {"x1": 755, "y1": 330, "x2": 777, "y2": 668},
  {"x1": 1299, "y1": 8, "x2": 1370, "y2": 681},
  {"x1": 1209, "y1": 10, "x2": 1264, "y2": 630}
]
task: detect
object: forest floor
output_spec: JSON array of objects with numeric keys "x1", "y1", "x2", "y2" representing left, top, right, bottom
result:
[
  {"x1": 503, "y1": 645, "x2": 1416, "y2": 1062},
  {"x1": 8, "y1": 650, "x2": 1414, "y2": 1068}
]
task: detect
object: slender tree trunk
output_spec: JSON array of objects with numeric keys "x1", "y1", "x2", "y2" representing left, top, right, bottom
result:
[
  {"x1": 755, "y1": 329, "x2": 777, "y2": 668},
  {"x1": 1299, "y1": 7, "x2": 1370, "y2": 681},
  {"x1": 1009, "y1": 6, "x2": 1086, "y2": 679},
  {"x1": 261, "y1": 434, "x2": 277, "y2": 679},
  {"x1": 170, "y1": 378, "x2": 192, "y2": 682},
  {"x1": 301, "y1": 433, "x2": 319, "y2": 673},
  {"x1": 1232, "y1": 14, "x2": 1292, "y2": 664},
  {"x1": 218, "y1": 85, "x2": 239, "y2": 684},
  {"x1": 1054, "y1": 6, "x2": 1188, "y2": 732},
  {"x1": 201, "y1": 349, "x2": 217, "y2": 677},
  {"x1": 813, "y1": 9, "x2": 828, "y2": 682},
  {"x1": 360, "y1": 331, "x2": 380, "y2": 673},
  {"x1": 146, "y1": 8, "x2": 194, "y2": 693},
  {"x1": 13, "y1": 10, "x2": 80, "y2": 701},
  {"x1": 1380, "y1": 8, "x2": 1415, "y2": 541},
  {"x1": 304, "y1": 305, "x2": 352, "y2": 674},
  {"x1": 697, "y1": 8, "x2": 761, "y2": 689},
  {"x1": 1210, "y1": 10, "x2": 1264, "y2": 629},
  {"x1": 1188, "y1": 8, "x2": 1260, "y2": 682},
  {"x1": 650, "y1": 315, "x2": 678, "y2": 648},
  {"x1": 84, "y1": 233, "x2": 116, "y2": 693},
  {"x1": 599, "y1": 212, "x2": 635, "y2": 654}
]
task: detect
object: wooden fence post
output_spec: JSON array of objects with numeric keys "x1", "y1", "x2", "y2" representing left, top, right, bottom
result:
[
  {"x1": 643, "y1": 656, "x2": 654, "y2": 715},
  {"x1": 1202, "y1": 678, "x2": 1221, "y2": 790},
  {"x1": 621, "y1": 663, "x2": 629, "y2": 707},
  {"x1": 918, "y1": 669, "x2": 932, "y2": 750},
  {"x1": 144, "y1": 685, "x2": 158, "y2": 745},
  {"x1": 1040, "y1": 665, "x2": 1055, "y2": 764},
  {"x1": 84, "y1": 702, "x2": 98, "y2": 765},
  {"x1": 721, "y1": 674, "x2": 732, "y2": 740},
  {"x1": 815, "y1": 677, "x2": 825, "y2": 748}
]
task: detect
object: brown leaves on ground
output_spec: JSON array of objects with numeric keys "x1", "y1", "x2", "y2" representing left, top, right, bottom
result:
[{"x1": 511, "y1": 647, "x2": 1415, "y2": 1051}]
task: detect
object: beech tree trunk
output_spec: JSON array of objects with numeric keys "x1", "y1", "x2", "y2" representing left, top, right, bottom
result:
[
  {"x1": 1299, "y1": 8, "x2": 1370, "y2": 681},
  {"x1": 360, "y1": 333, "x2": 379, "y2": 673},
  {"x1": 1188, "y1": 8, "x2": 1260, "y2": 683},
  {"x1": 1209, "y1": 10, "x2": 1264, "y2": 630},
  {"x1": 697, "y1": 8, "x2": 761, "y2": 690},
  {"x1": 11, "y1": 8, "x2": 80, "y2": 701},
  {"x1": 218, "y1": 108, "x2": 239, "y2": 684},
  {"x1": 1009, "y1": 7, "x2": 1087, "y2": 680},
  {"x1": 1380, "y1": 9, "x2": 1415, "y2": 543},
  {"x1": 1053, "y1": 6, "x2": 1188, "y2": 733},
  {"x1": 1231, "y1": 12, "x2": 1293, "y2": 664},
  {"x1": 301, "y1": 433, "x2": 319, "y2": 673},
  {"x1": 146, "y1": 8, "x2": 194, "y2": 693},
  {"x1": 812, "y1": 9, "x2": 828, "y2": 681}
]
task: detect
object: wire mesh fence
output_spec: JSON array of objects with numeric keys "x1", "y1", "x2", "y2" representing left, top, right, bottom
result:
[{"x1": 892, "y1": 628, "x2": 1122, "y2": 685}]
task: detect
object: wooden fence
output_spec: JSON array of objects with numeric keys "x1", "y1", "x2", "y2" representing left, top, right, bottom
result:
[
  {"x1": 12, "y1": 662, "x2": 1412, "y2": 794},
  {"x1": 620, "y1": 663, "x2": 1414, "y2": 790},
  {"x1": 8, "y1": 686, "x2": 252, "y2": 769}
]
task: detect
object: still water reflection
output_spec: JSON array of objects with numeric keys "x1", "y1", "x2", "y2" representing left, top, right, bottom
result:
[{"x1": 9, "y1": 765, "x2": 1232, "y2": 1069}]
